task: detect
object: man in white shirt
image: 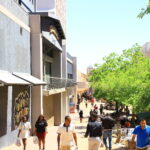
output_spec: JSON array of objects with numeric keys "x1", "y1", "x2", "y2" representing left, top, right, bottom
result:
[{"x1": 57, "y1": 116, "x2": 78, "y2": 150}]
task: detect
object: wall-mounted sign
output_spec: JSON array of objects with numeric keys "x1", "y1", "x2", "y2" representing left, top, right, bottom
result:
[{"x1": 13, "y1": 89, "x2": 30, "y2": 129}]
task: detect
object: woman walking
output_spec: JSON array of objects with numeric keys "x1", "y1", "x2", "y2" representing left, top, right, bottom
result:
[
  {"x1": 35, "y1": 115, "x2": 48, "y2": 150},
  {"x1": 18, "y1": 116, "x2": 31, "y2": 150}
]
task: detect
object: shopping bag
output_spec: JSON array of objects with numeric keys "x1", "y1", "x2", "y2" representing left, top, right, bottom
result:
[
  {"x1": 100, "y1": 140, "x2": 104, "y2": 147},
  {"x1": 16, "y1": 138, "x2": 21, "y2": 146},
  {"x1": 33, "y1": 136, "x2": 38, "y2": 144}
]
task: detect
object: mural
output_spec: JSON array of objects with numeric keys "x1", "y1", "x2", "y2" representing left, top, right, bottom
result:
[{"x1": 14, "y1": 90, "x2": 30, "y2": 129}]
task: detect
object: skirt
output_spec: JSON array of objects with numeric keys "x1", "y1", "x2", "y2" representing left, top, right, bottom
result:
[{"x1": 36, "y1": 132, "x2": 46, "y2": 140}]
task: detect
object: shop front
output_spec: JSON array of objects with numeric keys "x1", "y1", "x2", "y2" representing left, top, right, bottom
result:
[{"x1": 0, "y1": 70, "x2": 45, "y2": 149}]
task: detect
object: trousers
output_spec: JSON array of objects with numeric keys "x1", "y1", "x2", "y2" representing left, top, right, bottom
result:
[{"x1": 88, "y1": 137, "x2": 102, "y2": 150}]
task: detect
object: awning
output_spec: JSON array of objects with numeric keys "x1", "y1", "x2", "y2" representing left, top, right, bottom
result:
[
  {"x1": 31, "y1": 12, "x2": 65, "y2": 39},
  {"x1": 0, "y1": 70, "x2": 30, "y2": 85},
  {"x1": 40, "y1": 12, "x2": 65, "y2": 39},
  {"x1": 42, "y1": 31, "x2": 62, "y2": 51},
  {"x1": 13, "y1": 72, "x2": 46, "y2": 85}
]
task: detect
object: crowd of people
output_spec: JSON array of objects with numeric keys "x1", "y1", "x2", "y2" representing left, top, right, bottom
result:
[
  {"x1": 76, "y1": 97, "x2": 150, "y2": 150},
  {"x1": 16, "y1": 96, "x2": 150, "y2": 150}
]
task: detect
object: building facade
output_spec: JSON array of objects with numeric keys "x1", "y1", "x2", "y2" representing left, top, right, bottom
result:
[
  {"x1": 30, "y1": 12, "x2": 67, "y2": 126},
  {"x1": 67, "y1": 53, "x2": 77, "y2": 106},
  {"x1": 0, "y1": 0, "x2": 31, "y2": 148},
  {"x1": 0, "y1": 0, "x2": 77, "y2": 148},
  {"x1": 77, "y1": 70, "x2": 89, "y2": 94}
]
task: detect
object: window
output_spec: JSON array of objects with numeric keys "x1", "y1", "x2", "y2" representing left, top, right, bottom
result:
[
  {"x1": 45, "y1": 62, "x2": 52, "y2": 76},
  {"x1": 43, "y1": 43, "x2": 53, "y2": 57},
  {"x1": 67, "y1": 61, "x2": 73, "y2": 74},
  {"x1": 68, "y1": 73, "x2": 73, "y2": 79}
]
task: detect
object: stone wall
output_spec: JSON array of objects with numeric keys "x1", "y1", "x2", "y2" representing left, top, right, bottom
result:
[
  {"x1": 0, "y1": 0, "x2": 31, "y2": 148},
  {"x1": 0, "y1": 3, "x2": 30, "y2": 73}
]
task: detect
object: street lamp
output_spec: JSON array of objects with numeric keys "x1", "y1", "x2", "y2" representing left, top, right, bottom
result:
[{"x1": 141, "y1": 42, "x2": 150, "y2": 58}]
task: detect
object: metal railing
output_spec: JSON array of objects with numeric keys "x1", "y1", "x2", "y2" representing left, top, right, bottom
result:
[{"x1": 43, "y1": 76, "x2": 77, "y2": 90}]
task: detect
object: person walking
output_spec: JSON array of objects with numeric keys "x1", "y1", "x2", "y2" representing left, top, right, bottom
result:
[
  {"x1": 130, "y1": 119, "x2": 150, "y2": 150},
  {"x1": 99, "y1": 104, "x2": 104, "y2": 115},
  {"x1": 35, "y1": 115, "x2": 48, "y2": 150},
  {"x1": 57, "y1": 116, "x2": 78, "y2": 150},
  {"x1": 79, "y1": 110, "x2": 83, "y2": 123},
  {"x1": 101, "y1": 114, "x2": 114, "y2": 150},
  {"x1": 91, "y1": 97, "x2": 94, "y2": 107},
  {"x1": 18, "y1": 116, "x2": 31, "y2": 150},
  {"x1": 85, "y1": 113, "x2": 102, "y2": 150}
]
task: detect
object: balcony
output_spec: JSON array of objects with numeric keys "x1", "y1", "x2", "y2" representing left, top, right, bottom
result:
[{"x1": 43, "y1": 76, "x2": 76, "y2": 90}]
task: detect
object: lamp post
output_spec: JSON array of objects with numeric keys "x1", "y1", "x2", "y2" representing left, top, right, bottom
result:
[{"x1": 141, "y1": 42, "x2": 150, "y2": 58}]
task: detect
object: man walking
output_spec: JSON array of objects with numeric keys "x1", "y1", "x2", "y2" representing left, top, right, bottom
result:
[
  {"x1": 130, "y1": 119, "x2": 150, "y2": 150},
  {"x1": 99, "y1": 104, "x2": 104, "y2": 115},
  {"x1": 85, "y1": 113, "x2": 102, "y2": 150},
  {"x1": 101, "y1": 114, "x2": 114, "y2": 150},
  {"x1": 57, "y1": 116, "x2": 78, "y2": 150}
]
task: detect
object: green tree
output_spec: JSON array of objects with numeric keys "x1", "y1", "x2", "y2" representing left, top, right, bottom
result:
[
  {"x1": 89, "y1": 44, "x2": 150, "y2": 113},
  {"x1": 138, "y1": 1, "x2": 150, "y2": 18}
]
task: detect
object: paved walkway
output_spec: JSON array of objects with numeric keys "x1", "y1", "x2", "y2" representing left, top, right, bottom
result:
[{"x1": 1, "y1": 101, "x2": 127, "y2": 150}]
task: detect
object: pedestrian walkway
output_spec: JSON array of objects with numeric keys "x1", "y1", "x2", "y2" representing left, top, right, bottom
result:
[{"x1": 1, "y1": 101, "x2": 127, "y2": 150}]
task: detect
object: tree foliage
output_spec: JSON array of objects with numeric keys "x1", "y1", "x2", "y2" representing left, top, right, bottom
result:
[
  {"x1": 88, "y1": 44, "x2": 150, "y2": 113},
  {"x1": 138, "y1": 1, "x2": 150, "y2": 18}
]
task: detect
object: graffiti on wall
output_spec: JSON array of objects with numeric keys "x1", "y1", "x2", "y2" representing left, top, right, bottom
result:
[{"x1": 14, "y1": 90, "x2": 29, "y2": 129}]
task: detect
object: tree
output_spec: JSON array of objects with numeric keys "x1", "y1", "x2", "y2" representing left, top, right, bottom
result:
[
  {"x1": 88, "y1": 44, "x2": 150, "y2": 113},
  {"x1": 138, "y1": 1, "x2": 150, "y2": 18}
]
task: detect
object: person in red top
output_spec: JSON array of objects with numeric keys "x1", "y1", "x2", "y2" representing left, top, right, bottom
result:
[{"x1": 91, "y1": 97, "x2": 94, "y2": 106}]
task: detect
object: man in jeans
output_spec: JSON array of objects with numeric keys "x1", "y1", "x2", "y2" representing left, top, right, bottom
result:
[
  {"x1": 102, "y1": 114, "x2": 114, "y2": 150},
  {"x1": 85, "y1": 113, "x2": 102, "y2": 150},
  {"x1": 130, "y1": 119, "x2": 150, "y2": 150},
  {"x1": 57, "y1": 116, "x2": 78, "y2": 150}
]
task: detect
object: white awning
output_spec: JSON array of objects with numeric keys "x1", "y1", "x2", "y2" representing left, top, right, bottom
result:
[
  {"x1": 13, "y1": 72, "x2": 46, "y2": 85},
  {"x1": 0, "y1": 70, "x2": 30, "y2": 85}
]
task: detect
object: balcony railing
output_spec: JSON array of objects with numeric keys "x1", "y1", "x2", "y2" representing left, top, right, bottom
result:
[{"x1": 43, "y1": 76, "x2": 76, "y2": 90}]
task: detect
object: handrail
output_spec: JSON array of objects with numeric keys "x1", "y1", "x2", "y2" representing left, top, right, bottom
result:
[{"x1": 43, "y1": 76, "x2": 76, "y2": 90}]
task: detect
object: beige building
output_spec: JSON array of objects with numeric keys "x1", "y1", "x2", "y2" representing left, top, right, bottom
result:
[
  {"x1": 77, "y1": 70, "x2": 89, "y2": 94},
  {"x1": 31, "y1": 0, "x2": 77, "y2": 126}
]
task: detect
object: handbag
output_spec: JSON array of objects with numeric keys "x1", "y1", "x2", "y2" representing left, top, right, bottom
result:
[
  {"x1": 16, "y1": 138, "x2": 21, "y2": 146},
  {"x1": 33, "y1": 136, "x2": 39, "y2": 144}
]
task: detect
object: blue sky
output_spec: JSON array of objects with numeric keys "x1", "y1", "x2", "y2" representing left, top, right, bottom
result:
[{"x1": 66, "y1": 0, "x2": 150, "y2": 73}]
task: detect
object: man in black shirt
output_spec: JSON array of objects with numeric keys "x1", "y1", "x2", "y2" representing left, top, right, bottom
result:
[
  {"x1": 85, "y1": 113, "x2": 102, "y2": 150},
  {"x1": 102, "y1": 114, "x2": 114, "y2": 150}
]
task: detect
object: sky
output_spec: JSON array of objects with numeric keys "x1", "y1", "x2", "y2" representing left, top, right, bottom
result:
[{"x1": 66, "y1": 0, "x2": 150, "y2": 73}]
